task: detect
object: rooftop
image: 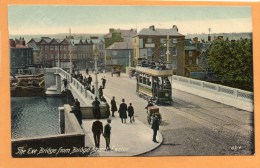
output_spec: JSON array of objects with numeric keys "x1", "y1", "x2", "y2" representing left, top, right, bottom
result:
[
  {"x1": 106, "y1": 40, "x2": 134, "y2": 50},
  {"x1": 137, "y1": 25, "x2": 184, "y2": 37}
]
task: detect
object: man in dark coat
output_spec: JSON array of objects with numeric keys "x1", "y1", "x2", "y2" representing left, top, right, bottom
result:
[
  {"x1": 127, "y1": 103, "x2": 134, "y2": 123},
  {"x1": 101, "y1": 77, "x2": 106, "y2": 88},
  {"x1": 92, "y1": 118, "x2": 103, "y2": 148},
  {"x1": 118, "y1": 98, "x2": 127, "y2": 124},
  {"x1": 88, "y1": 75, "x2": 92, "y2": 85},
  {"x1": 151, "y1": 114, "x2": 160, "y2": 143},
  {"x1": 74, "y1": 99, "x2": 80, "y2": 110},
  {"x1": 62, "y1": 78, "x2": 68, "y2": 89},
  {"x1": 98, "y1": 86, "x2": 103, "y2": 99},
  {"x1": 86, "y1": 68, "x2": 89, "y2": 75},
  {"x1": 110, "y1": 96, "x2": 117, "y2": 117},
  {"x1": 91, "y1": 85, "x2": 95, "y2": 94},
  {"x1": 92, "y1": 97, "x2": 101, "y2": 118},
  {"x1": 70, "y1": 102, "x2": 82, "y2": 126},
  {"x1": 103, "y1": 118, "x2": 112, "y2": 150}
]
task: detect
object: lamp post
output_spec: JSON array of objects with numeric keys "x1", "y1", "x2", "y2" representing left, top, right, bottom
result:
[{"x1": 93, "y1": 46, "x2": 99, "y2": 99}]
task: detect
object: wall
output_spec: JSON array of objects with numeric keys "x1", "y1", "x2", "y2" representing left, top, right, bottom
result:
[
  {"x1": 172, "y1": 75, "x2": 254, "y2": 112},
  {"x1": 12, "y1": 104, "x2": 86, "y2": 157}
]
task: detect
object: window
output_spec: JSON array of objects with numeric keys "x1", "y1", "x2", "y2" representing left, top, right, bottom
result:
[
  {"x1": 172, "y1": 60, "x2": 177, "y2": 69},
  {"x1": 172, "y1": 38, "x2": 177, "y2": 43},
  {"x1": 147, "y1": 48, "x2": 153, "y2": 58},
  {"x1": 55, "y1": 45, "x2": 59, "y2": 51},
  {"x1": 112, "y1": 51, "x2": 117, "y2": 56},
  {"x1": 45, "y1": 45, "x2": 49, "y2": 50},
  {"x1": 147, "y1": 38, "x2": 152, "y2": 43},
  {"x1": 50, "y1": 46, "x2": 53, "y2": 51},
  {"x1": 160, "y1": 38, "x2": 166, "y2": 44},
  {"x1": 160, "y1": 48, "x2": 165, "y2": 57},
  {"x1": 172, "y1": 48, "x2": 177, "y2": 56},
  {"x1": 189, "y1": 51, "x2": 193, "y2": 57},
  {"x1": 189, "y1": 60, "x2": 192, "y2": 65},
  {"x1": 139, "y1": 39, "x2": 143, "y2": 48}
]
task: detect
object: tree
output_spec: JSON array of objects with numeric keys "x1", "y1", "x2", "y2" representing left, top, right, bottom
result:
[{"x1": 208, "y1": 38, "x2": 253, "y2": 91}]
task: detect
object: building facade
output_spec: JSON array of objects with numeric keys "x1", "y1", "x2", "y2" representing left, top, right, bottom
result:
[
  {"x1": 106, "y1": 40, "x2": 133, "y2": 71},
  {"x1": 27, "y1": 37, "x2": 94, "y2": 70},
  {"x1": 10, "y1": 38, "x2": 33, "y2": 74},
  {"x1": 133, "y1": 25, "x2": 185, "y2": 76}
]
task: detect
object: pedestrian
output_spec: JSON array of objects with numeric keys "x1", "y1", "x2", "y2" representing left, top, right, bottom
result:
[
  {"x1": 74, "y1": 98, "x2": 80, "y2": 110},
  {"x1": 62, "y1": 78, "x2": 68, "y2": 89},
  {"x1": 110, "y1": 96, "x2": 117, "y2": 117},
  {"x1": 88, "y1": 75, "x2": 92, "y2": 85},
  {"x1": 70, "y1": 100, "x2": 82, "y2": 126},
  {"x1": 103, "y1": 118, "x2": 112, "y2": 150},
  {"x1": 118, "y1": 98, "x2": 127, "y2": 124},
  {"x1": 91, "y1": 118, "x2": 103, "y2": 148},
  {"x1": 98, "y1": 85, "x2": 103, "y2": 99},
  {"x1": 91, "y1": 85, "x2": 95, "y2": 94},
  {"x1": 151, "y1": 113, "x2": 160, "y2": 143},
  {"x1": 101, "y1": 77, "x2": 106, "y2": 89},
  {"x1": 103, "y1": 99, "x2": 111, "y2": 118},
  {"x1": 86, "y1": 68, "x2": 89, "y2": 75},
  {"x1": 92, "y1": 97, "x2": 101, "y2": 118},
  {"x1": 127, "y1": 103, "x2": 134, "y2": 123}
]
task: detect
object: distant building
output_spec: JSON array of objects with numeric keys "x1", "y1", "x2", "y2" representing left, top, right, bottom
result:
[
  {"x1": 184, "y1": 38, "x2": 204, "y2": 79},
  {"x1": 106, "y1": 40, "x2": 133, "y2": 71},
  {"x1": 89, "y1": 36, "x2": 105, "y2": 68},
  {"x1": 10, "y1": 38, "x2": 33, "y2": 74},
  {"x1": 27, "y1": 37, "x2": 94, "y2": 70},
  {"x1": 104, "y1": 28, "x2": 137, "y2": 48},
  {"x1": 104, "y1": 28, "x2": 137, "y2": 71},
  {"x1": 133, "y1": 25, "x2": 185, "y2": 76}
]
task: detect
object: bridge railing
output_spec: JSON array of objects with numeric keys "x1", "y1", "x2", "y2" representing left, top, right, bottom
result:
[
  {"x1": 57, "y1": 68, "x2": 95, "y2": 99},
  {"x1": 172, "y1": 75, "x2": 253, "y2": 102}
]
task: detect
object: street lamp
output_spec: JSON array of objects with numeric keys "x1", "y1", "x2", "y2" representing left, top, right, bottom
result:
[{"x1": 93, "y1": 46, "x2": 99, "y2": 99}]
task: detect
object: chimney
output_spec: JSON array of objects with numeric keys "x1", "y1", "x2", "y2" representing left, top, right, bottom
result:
[
  {"x1": 208, "y1": 36, "x2": 211, "y2": 42},
  {"x1": 172, "y1": 25, "x2": 178, "y2": 32},
  {"x1": 149, "y1": 25, "x2": 155, "y2": 31},
  {"x1": 109, "y1": 28, "x2": 115, "y2": 33},
  {"x1": 9, "y1": 39, "x2": 16, "y2": 47},
  {"x1": 193, "y1": 37, "x2": 199, "y2": 43}
]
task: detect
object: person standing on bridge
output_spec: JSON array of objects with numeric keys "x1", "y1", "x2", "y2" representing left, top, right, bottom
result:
[
  {"x1": 103, "y1": 118, "x2": 112, "y2": 150},
  {"x1": 151, "y1": 113, "x2": 160, "y2": 143},
  {"x1": 62, "y1": 78, "x2": 68, "y2": 90},
  {"x1": 92, "y1": 97, "x2": 101, "y2": 118},
  {"x1": 111, "y1": 96, "x2": 117, "y2": 117},
  {"x1": 98, "y1": 86, "x2": 103, "y2": 99},
  {"x1": 101, "y1": 77, "x2": 106, "y2": 89},
  {"x1": 86, "y1": 68, "x2": 89, "y2": 75},
  {"x1": 70, "y1": 99, "x2": 82, "y2": 126},
  {"x1": 92, "y1": 117, "x2": 103, "y2": 149},
  {"x1": 127, "y1": 103, "x2": 134, "y2": 123},
  {"x1": 88, "y1": 75, "x2": 92, "y2": 85},
  {"x1": 119, "y1": 99, "x2": 127, "y2": 124}
]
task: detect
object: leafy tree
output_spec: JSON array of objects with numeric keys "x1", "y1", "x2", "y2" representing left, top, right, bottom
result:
[{"x1": 208, "y1": 38, "x2": 253, "y2": 91}]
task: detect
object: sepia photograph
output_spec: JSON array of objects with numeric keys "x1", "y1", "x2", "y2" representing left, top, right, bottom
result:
[{"x1": 8, "y1": 5, "x2": 254, "y2": 158}]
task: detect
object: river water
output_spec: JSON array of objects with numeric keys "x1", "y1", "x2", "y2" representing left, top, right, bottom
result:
[{"x1": 11, "y1": 95, "x2": 73, "y2": 139}]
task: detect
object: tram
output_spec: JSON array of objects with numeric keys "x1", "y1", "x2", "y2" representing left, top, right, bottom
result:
[{"x1": 136, "y1": 60, "x2": 173, "y2": 105}]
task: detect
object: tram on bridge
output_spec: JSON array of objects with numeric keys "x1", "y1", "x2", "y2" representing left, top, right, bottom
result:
[{"x1": 135, "y1": 59, "x2": 173, "y2": 105}]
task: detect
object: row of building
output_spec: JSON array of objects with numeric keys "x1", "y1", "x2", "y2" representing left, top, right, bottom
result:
[{"x1": 10, "y1": 25, "x2": 216, "y2": 79}]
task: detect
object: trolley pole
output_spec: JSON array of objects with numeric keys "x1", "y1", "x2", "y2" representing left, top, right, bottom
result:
[
  {"x1": 94, "y1": 46, "x2": 99, "y2": 99},
  {"x1": 166, "y1": 35, "x2": 170, "y2": 69}
]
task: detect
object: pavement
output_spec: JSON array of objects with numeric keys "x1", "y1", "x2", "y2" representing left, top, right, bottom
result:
[
  {"x1": 82, "y1": 116, "x2": 162, "y2": 156},
  {"x1": 80, "y1": 71, "x2": 163, "y2": 156}
]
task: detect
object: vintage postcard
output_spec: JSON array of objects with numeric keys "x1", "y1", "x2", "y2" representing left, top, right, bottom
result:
[{"x1": 1, "y1": 1, "x2": 260, "y2": 168}]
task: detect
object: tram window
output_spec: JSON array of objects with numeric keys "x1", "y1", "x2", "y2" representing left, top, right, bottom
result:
[
  {"x1": 139, "y1": 76, "x2": 142, "y2": 83},
  {"x1": 143, "y1": 77, "x2": 147, "y2": 85}
]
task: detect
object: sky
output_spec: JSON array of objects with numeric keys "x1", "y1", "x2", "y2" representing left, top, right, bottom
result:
[{"x1": 8, "y1": 6, "x2": 252, "y2": 35}]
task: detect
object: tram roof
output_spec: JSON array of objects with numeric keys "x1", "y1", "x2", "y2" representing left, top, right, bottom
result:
[{"x1": 136, "y1": 66, "x2": 173, "y2": 76}]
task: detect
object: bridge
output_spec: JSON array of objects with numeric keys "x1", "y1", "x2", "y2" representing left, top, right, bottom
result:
[
  {"x1": 39, "y1": 67, "x2": 254, "y2": 156},
  {"x1": 45, "y1": 67, "x2": 253, "y2": 113}
]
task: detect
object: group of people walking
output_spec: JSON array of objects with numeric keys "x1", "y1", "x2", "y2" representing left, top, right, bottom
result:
[{"x1": 111, "y1": 97, "x2": 135, "y2": 124}]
